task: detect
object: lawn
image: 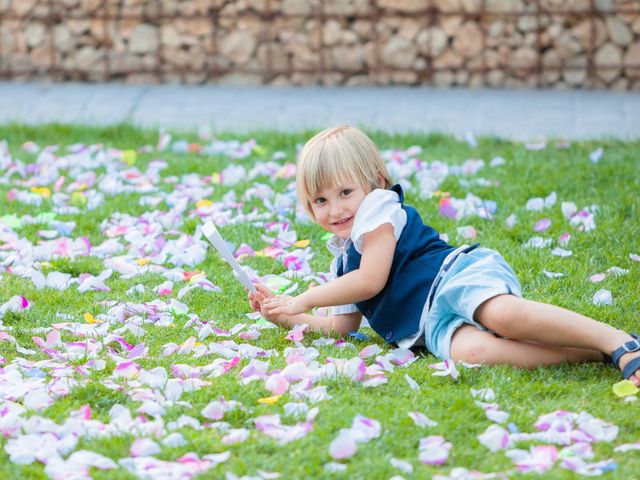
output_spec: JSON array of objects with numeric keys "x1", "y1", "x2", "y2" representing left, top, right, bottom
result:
[{"x1": 0, "y1": 123, "x2": 639, "y2": 479}]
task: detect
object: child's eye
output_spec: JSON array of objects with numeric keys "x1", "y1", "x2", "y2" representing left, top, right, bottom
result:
[
  {"x1": 340, "y1": 189, "x2": 352, "y2": 197},
  {"x1": 314, "y1": 197, "x2": 326, "y2": 204}
]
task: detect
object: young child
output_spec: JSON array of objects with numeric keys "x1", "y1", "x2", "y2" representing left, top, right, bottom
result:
[{"x1": 248, "y1": 125, "x2": 640, "y2": 385}]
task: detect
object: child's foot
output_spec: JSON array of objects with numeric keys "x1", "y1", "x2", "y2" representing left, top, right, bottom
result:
[
  {"x1": 617, "y1": 352, "x2": 640, "y2": 385},
  {"x1": 611, "y1": 333, "x2": 640, "y2": 386}
]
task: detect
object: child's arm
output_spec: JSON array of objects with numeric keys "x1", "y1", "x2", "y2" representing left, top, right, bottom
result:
[
  {"x1": 263, "y1": 223, "x2": 396, "y2": 316},
  {"x1": 249, "y1": 284, "x2": 362, "y2": 335}
]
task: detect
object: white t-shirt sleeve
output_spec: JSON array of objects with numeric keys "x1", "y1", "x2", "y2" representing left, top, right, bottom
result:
[
  {"x1": 351, "y1": 188, "x2": 407, "y2": 254},
  {"x1": 329, "y1": 252, "x2": 360, "y2": 315}
]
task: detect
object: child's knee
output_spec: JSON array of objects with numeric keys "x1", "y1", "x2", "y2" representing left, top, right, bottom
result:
[
  {"x1": 474, "y1": 294, "x2": 521, "y2": 332},
  {"x1": 450, "y1": 326, "x2": 491, "y2": 363}
]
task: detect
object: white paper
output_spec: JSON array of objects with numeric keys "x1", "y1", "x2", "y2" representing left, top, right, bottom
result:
[{"x1": 201, "y1": 221, "x2": 256, "y2": 293}]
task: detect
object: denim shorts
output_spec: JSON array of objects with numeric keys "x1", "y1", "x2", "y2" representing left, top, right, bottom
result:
[{"x1": 424, "y1": 247, "x2": 522, "y2": 359}]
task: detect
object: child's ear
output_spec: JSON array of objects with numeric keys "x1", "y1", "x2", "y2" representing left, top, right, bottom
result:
[{"x1": 376, "y1": 173, "x2": 386, "y2": 189}]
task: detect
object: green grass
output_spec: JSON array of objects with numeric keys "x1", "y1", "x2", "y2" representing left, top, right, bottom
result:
[{"x1": 0, "y1": 123, "x2": 639, "y2": 479}]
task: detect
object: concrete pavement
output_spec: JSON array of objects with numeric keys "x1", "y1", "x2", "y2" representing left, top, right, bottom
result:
[{"x1": 1, "y1": 82, "x2": 639, "y2": 140}]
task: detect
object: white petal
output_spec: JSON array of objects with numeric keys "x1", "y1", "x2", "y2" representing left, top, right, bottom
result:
[
  {"x1": 404, "y1": 374, "x2": 420, "y2": 391},
  {"x1": 478, "y1": 424, "x2": 510, "y2": 452},
  {"x1": 130, "y1": 438, "x2": 160, "y2": 457},
  {"x1": 592, "y1": 289, "x2": 613, "y2": 306},
  {"x1": 390, "y1": 457, "x2": 414, "y2": 474},
  {"x1": 162, "y1": 433, "x2": 187, "y2": 447}
]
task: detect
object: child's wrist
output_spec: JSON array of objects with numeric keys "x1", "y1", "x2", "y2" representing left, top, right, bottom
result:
[{"x1": 298, "y1": 292, "x2": 313, "y2": 313}]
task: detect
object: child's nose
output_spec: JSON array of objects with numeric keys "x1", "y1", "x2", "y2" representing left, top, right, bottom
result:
[{"x1": 329, "y1": 202, "x2": 342, "y2": 217}]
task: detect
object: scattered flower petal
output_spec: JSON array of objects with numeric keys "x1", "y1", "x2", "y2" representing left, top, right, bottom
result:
[
  {"x1": 592, "y1": 289, "x2": 612, "y2": 306},
  {"x1": 419, "y1": 435, "x2": 452, "y2": 465},
  {"x1": 612, "y1": 380, "x2": 638, "y2": 398}
]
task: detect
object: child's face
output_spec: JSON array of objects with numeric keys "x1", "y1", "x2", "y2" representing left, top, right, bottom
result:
[{"x1": 310, "y1": 182, "x2": 369, "y2": 239}]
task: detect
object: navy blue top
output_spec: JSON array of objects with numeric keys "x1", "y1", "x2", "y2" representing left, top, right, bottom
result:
[{"x1": 337, "y1": 184, "x2": 456, "y2": 343}]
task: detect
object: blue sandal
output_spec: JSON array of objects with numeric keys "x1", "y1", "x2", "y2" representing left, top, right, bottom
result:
[{"x1": 610, "y1": 333, "x2": 640, "y2": 380}]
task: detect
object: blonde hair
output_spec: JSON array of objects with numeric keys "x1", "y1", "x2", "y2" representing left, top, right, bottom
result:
[{"x1": 296, "y1": 125, "x2": 393, "y2": 219}]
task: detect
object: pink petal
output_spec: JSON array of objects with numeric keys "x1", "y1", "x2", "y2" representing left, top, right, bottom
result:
[
  {"x1": 358, "y1": 344, "x2": 383, "y2": 359},
  {"x1": 351, "y1": 415, "x2": 381, "y2": 441},
  {"x1": 130, "y1": 438, "x2": 160, "y2": 457},
  {"x1": 457, "y1": 225, "x2": 477, "y2": 240},
  {"x1": 439, "y1": 201, "x2": 458, "y2": 219},
  {"x1": 285, "y1": 324, "x2": 308, "y2": 342},
  {"x1": 329, "y1": 433, "x2": 358, "y2": 459},
  {"x1": 388, "y1": 348, "x2": 416, "y2": 365},
  {"x1": 511, "y1": 445, "x2": 558, "y2": 473},
  {"x1": 235, "y1": 243, "x2": 255, "y2": 258},
  {"x1": 428, "y1": 359, "x2": 459, "y2": 381},
  {"x1": 72, "y1": 404, "x2": 92, "y2": 420},
  {"x1": 113, "y1": 361, "x2": 140, "y2": 379},
  {"x1": 534, "y1": 218, "x2": 552, "y2": 232},
  {"x1": 558, "y1": 232, "x2": 571, "y2": 245},
  {"x1": 239, "y1": 330, "x2": 261, "y2": 340},
  {"x1": 265, "y1": 374, "x2": 290, "y2": 395},
  {"x1": 344, "y1": 357, "x2": 366, "y2": 382},
  {"x1": 0, "y1": 295, "x2": 30, "y2": 317},
  {"x1": 127, "y1": 342, "x2": 148, "y2": 359},
  {"x1": 202, "y1": 401, "x2": 224, "y2": 420}
]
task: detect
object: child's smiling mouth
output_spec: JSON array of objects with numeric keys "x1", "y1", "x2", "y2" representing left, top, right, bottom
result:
[{"x1": 331, "y1": 217, "x2": 353, "y2": 227}]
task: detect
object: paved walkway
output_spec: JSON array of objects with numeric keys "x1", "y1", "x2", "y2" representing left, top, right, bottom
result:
[{"x1": 1, "y1": 82, "x2": 639, "y2": 140}]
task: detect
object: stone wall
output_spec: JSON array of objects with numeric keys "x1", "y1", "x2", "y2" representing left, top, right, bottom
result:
[{"x1": 1, "y1": 0, "x2": 639, "y2": 89}]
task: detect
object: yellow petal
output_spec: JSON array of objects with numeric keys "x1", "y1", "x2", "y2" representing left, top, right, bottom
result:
[
  {"x1": 196, "y1": 199, "x2": 213, "y2": 209},
  {"x1": 613, "y1": 380, "x2": 639, "y2": 397},
  {"x1": 255, "y1": 249, "x2": 265, "y2": 257},
  {"x1": 84, "y1": 312, "x2": 96, "y2": 324},
  {"x1": 293, "y1": 239, "x2": 310, "y2": 248},
  {"x1": 31, "y1": 187, "x2": 51, "y2": 199},
  {"x1": 135, "y1": 257, "x2": 150, "y2": 266},
  {"x1": 122, "y1": 149, "x2": 137, "y2": 166},
  {"x1": 70, "y1": 192, "x2": 87, "y2": 207},
  {"x1": 258, "y1": 395, "x2": 281, "y2": 405}
]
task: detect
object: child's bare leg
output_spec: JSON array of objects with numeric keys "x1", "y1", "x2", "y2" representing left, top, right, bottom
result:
[
  {"x1": 474, "y1": 294, "x2": 640, "y2": 383},
  {"x1": 450, "y1": 325, "x2": 602, "y2": 368}
]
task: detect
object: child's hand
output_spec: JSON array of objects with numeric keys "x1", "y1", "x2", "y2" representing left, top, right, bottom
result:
[
  {"x1": 247, "y1": 284, "x2": 282, "y2": 322},
  {"x1": 254, "y1": 283, "x2": 275, "y2": 300},
  {"x1": 248, "y1": 289, "x2": 263, "y2": 312},
  {"x1": 247, "y1": 283, "x2": 272, "y2": 311},
  {"x1": 263, "y1": 294, "x2": 308, "y2": 316}
]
